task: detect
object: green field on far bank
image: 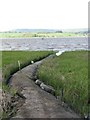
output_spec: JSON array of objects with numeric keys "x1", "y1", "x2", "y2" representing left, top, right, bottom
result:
[
  {"x1": 37, "y1": 50, "x2": 89, "y2": 116},
  {"x1": 0, "y1": 32, "x2": 87, "y2": 38}
]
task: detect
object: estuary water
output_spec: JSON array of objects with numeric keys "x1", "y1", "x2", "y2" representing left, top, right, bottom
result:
[{"x1": 0, "y1": 37, "x2": 88, "y2": 51}]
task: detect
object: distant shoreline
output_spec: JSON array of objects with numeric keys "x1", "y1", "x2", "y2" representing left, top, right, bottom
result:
[{"x1": 0, "y1": 32, "x2": 87, "y2": 38}]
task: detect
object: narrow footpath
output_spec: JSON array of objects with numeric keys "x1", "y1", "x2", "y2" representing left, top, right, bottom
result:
[{"x1": 4, "y1": 56, "x2": 80, "y2": 118}]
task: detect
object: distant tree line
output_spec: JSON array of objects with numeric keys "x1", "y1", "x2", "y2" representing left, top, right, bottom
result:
[{"x1": 55, "y1": 30, "x2": 63, "y2": 33}]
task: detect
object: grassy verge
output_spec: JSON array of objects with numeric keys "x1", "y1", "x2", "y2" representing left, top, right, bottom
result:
[
  {"x1": 0, "y1": 51, "x2": 2, "y2": 89},
  {"x1": 0, "y1": 52, "x2": 2, "y2": 68},
  {"x1": 37, "y1": 50, "x2": 88, "y2": 116},
  {"x1": 2, "y1": 51, "x2": 54, "y2": 118},
  {"x1": 2, "y1": 51, "x2": 54, "y2": 85},
  {"x1": 0, "y1": 32, "x2": 86, "y2": 38}
]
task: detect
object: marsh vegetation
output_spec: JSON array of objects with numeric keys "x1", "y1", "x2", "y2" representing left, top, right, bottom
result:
[
  {"x1": 37, "y1": 50, "x2": 88, "y2": 116},
  {"x1": 2, "y1": 50, "x2": 89, "y2": 117}
]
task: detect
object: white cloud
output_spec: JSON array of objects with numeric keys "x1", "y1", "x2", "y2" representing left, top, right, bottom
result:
[{"x1": 0, "y1": 0, "x2": 89, "y2": 31}]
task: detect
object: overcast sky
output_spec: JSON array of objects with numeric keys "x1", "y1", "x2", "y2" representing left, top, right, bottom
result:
[{"x1": 0, "y1": 0, "x2": 89, "y2": 31}]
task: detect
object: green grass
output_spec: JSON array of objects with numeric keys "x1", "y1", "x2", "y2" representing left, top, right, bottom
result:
[
  {"x1": 2, "y1": 51, "x2": 54, "y2": 118},
  {"x1": 0, "y1": 32, "x2": 86, "y2": 38},
  {"x1": 0, "y1": 51, "x2": 2, "y2": 89},
  {"x1": 37, "y1": 50, "x2": 88, "y2": 116},
  {"x1": 2, "y1": 50, "x2": 89, "y2": 117},
  {"x1": 2, "y1": 51, "x2": 54, "y2": 84},
  {"x1": 0, "y1": 52, "x2": 2, "y2": 68}
]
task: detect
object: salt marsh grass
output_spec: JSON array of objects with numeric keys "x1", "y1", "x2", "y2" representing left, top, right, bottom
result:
[
  {"x1": 2, "y1": 51, "x2": 54, "y2": 83},
  {"x1": 37, "y1": 50, "x2": 89, "y2": 116}
]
